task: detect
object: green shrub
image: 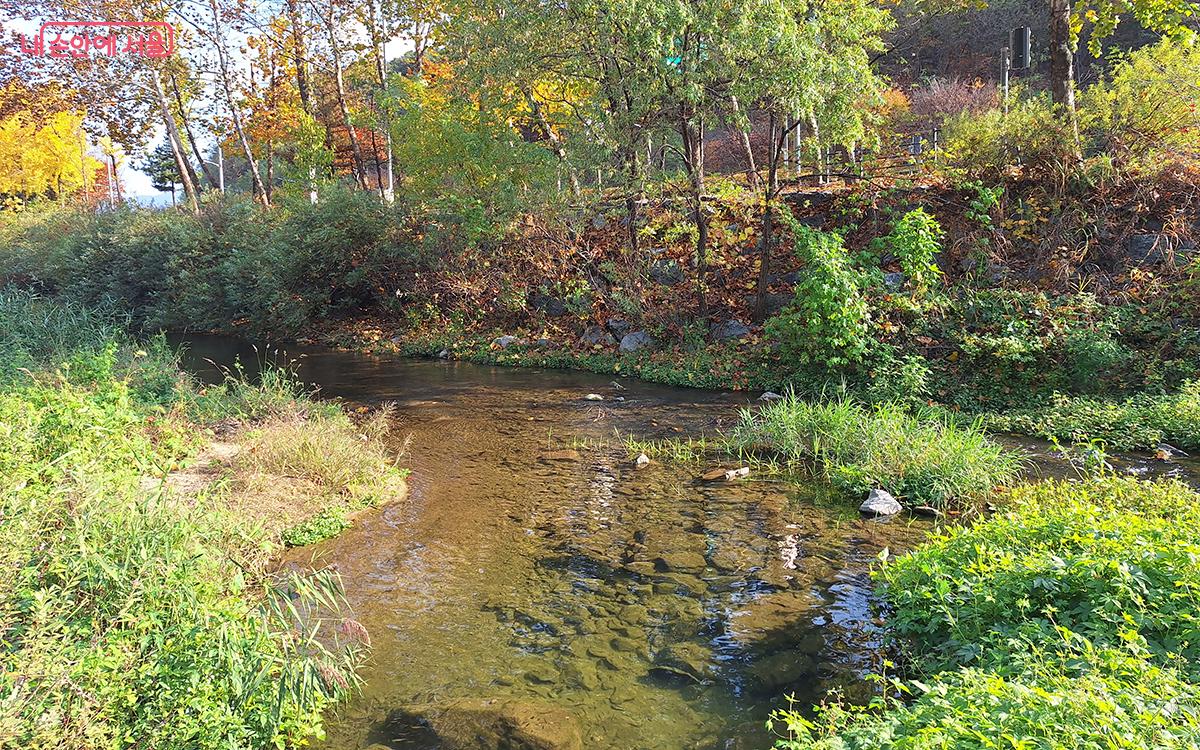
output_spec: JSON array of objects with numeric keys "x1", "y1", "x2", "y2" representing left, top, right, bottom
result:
[
  {"x1": 878, "y1": 476, "x2": 1200, "y2": 674},
  {"x1": 728, "y1": 395, "x2": 1020, "y2": 507},
  {"x1": 772, "y1": 650, "x2": 1200, "y2": 750},
  {"x1": 990, "y1": 382, "x2": 1200, "y2": 451},
  {"x1": 768, "y1": 219, "x2": 871, "y2": 370},
  {"x1": 771, "y1": 476, "x2": 1200, "y2": 750},
  {"x1": 940, "y1": 93, "x2": 1077, "y2": 181},
  {"x1": 884, "y1": 208, "x2": 943, "y2": 294}
]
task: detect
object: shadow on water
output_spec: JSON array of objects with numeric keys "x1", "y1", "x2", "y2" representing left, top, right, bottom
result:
[{"x1": 173, "y1": 333, "x2": 1200, "y2": 750}]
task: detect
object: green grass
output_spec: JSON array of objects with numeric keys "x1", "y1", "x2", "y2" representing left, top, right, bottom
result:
[
  {"x1": 727, "y1": 394, "x2": 1022, "y2": 508},
  {"x1": 0, "y1": 292, "x2": 398, "y2": 748},
  {"x1": 987, "y1": 383, "x2": 1200, "y2": 451},
  {"x1": 770, "y1": 476, "x2": 1200, "y2": 749}
]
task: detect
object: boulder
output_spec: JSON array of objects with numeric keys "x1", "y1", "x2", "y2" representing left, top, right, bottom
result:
[
  {"x1": 634, "y1": 453, "x2": 651, "y2": 468},
  {"x1": 883, "y1": 272, "x2": 906, "y2": 291},
  {"x1": 530, "y1": 293, "x2": 567, "y2": 317},
  {"x1": 859, "y1": 488, "x2": 902, "y2": 516},
  {"x1": 619, "y1": 331, "x2": 654, "y2": 353},
  {"x1": 605, "y1": 317, "x2": 632, "y2": 338},
  {"x1": 385, "y1": 699, "x2": 583, "y2": 750},
  {"x1": 1125, "y1": 233, "x2": 1173, "y2": 265},
  {"x1": 711, "y1": 319, "x2": 751, "y2": 341},
  {"x1": 759, "y1": 391, "x2": 784, "y2": 401},
  {"x1": 581, "y1": 325, "x2": 617, "y2": 347},
  {"x1": 649, "y1": 259, "x2": 685, "y2": 286},
  {"x1": 492, "y1": 335, "x2": 522, "y2": 349}
]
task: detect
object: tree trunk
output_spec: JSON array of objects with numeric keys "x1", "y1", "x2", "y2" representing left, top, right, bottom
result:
[
  {"x1": 681, "y1": 109, "x2": 708, "y2": 318},
  {"x1": 1048, "y1": 0, "x2": 1081, "y2": 150},
  {"x1": 170, "y1": 71, "x2": 219, "y2": 190},
  {"x1": 523, "y1": 88, "x2": 580, "y2": 197},
  {"x1": 368, "y1": 0, "x2": 395, "y2": 201},
  {"x1": 286, "y1": 0, "x2": 313, "y2": 114},
  {"x1": 754, "y1": 112, "x2": 782, "y2": 323},
  {"x1": 325, "y1": 0, "x2": 368, "y2": 190},
  {"x1": 730, "y1": 96, "x2": 758, "y2": 189},
  {"x1": 209, "y1": 0, "x2": 269, "y2": 206},
  {"x1": 149, "y1": 68, "x2": 199, "y2": 214}
]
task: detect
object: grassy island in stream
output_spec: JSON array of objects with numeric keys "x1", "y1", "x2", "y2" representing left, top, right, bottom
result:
[{"x1": 0, "y1": 292, "x2": 406, "y2": 749}]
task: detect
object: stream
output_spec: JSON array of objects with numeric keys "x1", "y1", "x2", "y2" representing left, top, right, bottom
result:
[{"x1": 177, "y1": 335, "x2": 1200, "y2": 750}]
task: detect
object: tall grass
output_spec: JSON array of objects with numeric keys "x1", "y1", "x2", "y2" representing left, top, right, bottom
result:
[
  {"x1": 728, "y1": 394, "x2": 1021, "y2": 507},
  {"x1": 0, "y1": 293, "x2": 380, "y2": 748}
]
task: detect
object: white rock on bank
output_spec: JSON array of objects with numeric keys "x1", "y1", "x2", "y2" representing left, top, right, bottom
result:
[{"x1": 859, "y1": 488, "x2": 902, "y2": 516}]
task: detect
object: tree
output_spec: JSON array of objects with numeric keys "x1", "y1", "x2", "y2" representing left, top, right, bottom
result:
[{"x1": 142, "y1": 139, "x2": 183, "y2": 205}]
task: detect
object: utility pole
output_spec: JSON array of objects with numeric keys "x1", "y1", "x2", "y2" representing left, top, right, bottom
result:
[{"x1": 1002, "y1": 46, "x2": 1011, "y2": 115}]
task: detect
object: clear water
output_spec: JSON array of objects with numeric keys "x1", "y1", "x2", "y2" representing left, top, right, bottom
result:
[{"x1": 176, "y1": 335, "x2": 1200, "y2": 750}]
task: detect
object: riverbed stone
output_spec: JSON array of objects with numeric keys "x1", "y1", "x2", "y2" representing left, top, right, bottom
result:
[
  {"x1": 619, "y1": 331, "x2": 654, "y2": 353},
  {"x1": 859, "y1": 488, "x2": 902, "y2": 516},
  {"x1": 748, "y1": 649, "x2": 816, "y2": 691},
  {"x1": 387, "y1": 699, "x2": 583, "y2": 750},
  {"x1": 654, "y1": 551, "x2": 708, "y2": 573},
  {"x1": 540, "y1": 449, "x2": 581, "y2": 462},
  {"x1": 651, "y1": 642, "x2": 715, "y2": 683},
  {"x1": 581, "y1": 326, "x2": 617, "y2": 347}
]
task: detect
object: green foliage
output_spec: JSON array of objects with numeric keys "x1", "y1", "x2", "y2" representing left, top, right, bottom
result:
[
  {"x1": 0, "y1": 297, "x2": 378, "y2": 748},
  {"x1": 989, "y1": 381, "x2": 1200, "y2": 451},
  {"x1": 768, "y1": 220, "x2": 871, "y2": 370},
  {"x1": 883, "y1": 208, "x2": 943, "y2": 294},
  {"x1": 282, "y1": 507, "x2": 351, "y2": 547},
  {"x1": 772, "y1": 477, "x2": 1200, "y2": 750},
  {"x1": 940, "y1": 92, "x2": 1078, "y2": 181},
  {"x1": 0, "y1": 189, "x2": 409, "y2": 336},
  {"x1": 728, "y1": 394, "x2": 1020, "y2": 507}
]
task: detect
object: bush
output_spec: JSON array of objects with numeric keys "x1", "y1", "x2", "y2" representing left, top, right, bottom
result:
[
  {"x1": 940, "y1": 93, "x2": 1077, "y2": 181},
  {"x1": 768, "y1": 220, "x2": 871, "y2": 370},
  {"x1": 728, "y1": 394, "x2": 1020, "y2": 507},
  {"x1": 883, "y1": 208, "x2": 943, "y2": 294}
]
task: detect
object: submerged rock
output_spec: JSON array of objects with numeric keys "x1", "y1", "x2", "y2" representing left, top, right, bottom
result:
[
  {"x1": 654, "y1": 551, "x2": 708, "y2": 573},
  {"x1": 651, "y1": 642, "x2": 715, "y2": 683},
  {"x1": 541, "y1": 449, "x2": 581, "y2": 462},
  {"x1": 859, "y1": 488, "x2": 902, "y2": 516},
  {"x1": 748, "y1": 649, "x2": 816, "y2": 691},
  {"x1": 386, "y1": 699, "x2": 583, "y2": 750}
]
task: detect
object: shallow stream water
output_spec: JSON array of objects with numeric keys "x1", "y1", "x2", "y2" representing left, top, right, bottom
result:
[{"x1": 177, "y1": 335, "x2": 1200, "y2": 750}]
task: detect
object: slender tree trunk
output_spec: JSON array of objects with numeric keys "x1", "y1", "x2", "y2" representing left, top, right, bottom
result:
[
  {"x1": 325, "y1": 1, "x2": 367, "y2": 190},
  {"x1": 681, "y1": 108, "x2": 708, "y2": 318},
  {"x1": 170, "y1": 71, "x2": 217, "y2": 190},
  {"x1": 1049, "y1": 0, "x2": 1082, "y2": 152},
  {"x1": 523, "y1": 88, "x2": 580, "y2": 197},
  {"x1": 286, "y1": 0, "x2": 313, "y2": 114},
  {"x1": 209, "y1": 0, "x2": 268, "y2": 206},
  {"x1": 368, "y1": 0, "x2": 395, "y2": 201},
  {"x1": 754, "y1": 112, "x2": 782, "y2": 323},
  {"x1": 110, "y1": 154, "x2": 123, "y2": 204},
  {"x1": 730, "y1": 96, "x2": 758, "y2": 189},
  {"x1": 149, "y1": 68, "x2": 199, "y2": 214}
]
